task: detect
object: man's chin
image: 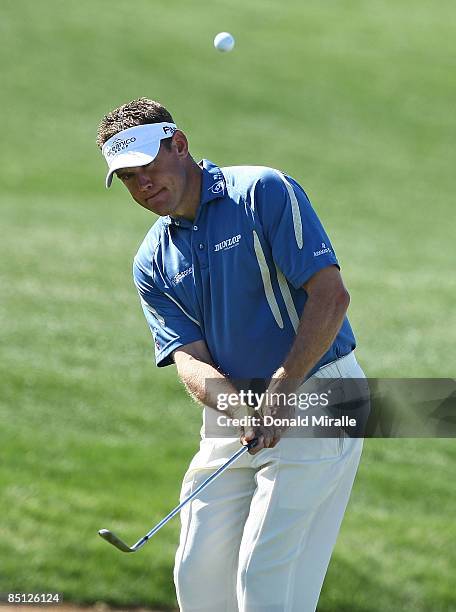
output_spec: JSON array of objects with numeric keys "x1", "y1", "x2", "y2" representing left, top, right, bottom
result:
[{"x1": 143, "y1": 191, "x2": 172, "y2": 215}]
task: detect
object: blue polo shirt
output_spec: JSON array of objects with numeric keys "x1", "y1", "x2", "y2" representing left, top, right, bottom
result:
[{"x1": 133, "y1": 160, "x2": 356, "y2": 379}]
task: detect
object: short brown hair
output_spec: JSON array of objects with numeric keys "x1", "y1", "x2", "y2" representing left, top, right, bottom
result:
[{"x1": 96, "y1": 98, "x2": 174, "y2": 149}]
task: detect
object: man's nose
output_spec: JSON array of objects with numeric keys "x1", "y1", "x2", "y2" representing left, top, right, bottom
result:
[{"x1": 136, "y1": 172, "x2": 153, "y2": 190}]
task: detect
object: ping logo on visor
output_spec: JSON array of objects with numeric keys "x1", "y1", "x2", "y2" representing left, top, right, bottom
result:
[{"x1": 102, "y1": 122, "x2": 177, "y2": 188}]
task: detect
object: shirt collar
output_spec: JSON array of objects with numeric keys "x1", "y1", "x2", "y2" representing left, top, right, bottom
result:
[
  {"x1": 199, "y1": 159, "x2": 227, "y2": 205},
  {"x1": 164, "y1": 159, "x2": 226, "y2": 227}
]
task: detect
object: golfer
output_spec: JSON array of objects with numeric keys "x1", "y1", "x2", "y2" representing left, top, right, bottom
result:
[{"x1": 97, "y1": 98, "x2": 368, "y2": 612}]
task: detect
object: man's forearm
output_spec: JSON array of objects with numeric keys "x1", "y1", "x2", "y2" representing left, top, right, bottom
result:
[
  {"x1": 270, "y1": 288, "x2": 350, "y2": 393},
  {"x1": 175, "y1": 353, "x2": 251, "y2": 417}
]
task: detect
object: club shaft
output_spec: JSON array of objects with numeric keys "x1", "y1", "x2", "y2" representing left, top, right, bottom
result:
[{"x1": 132, "y1": 442, "x2": 251, "y2": 550}]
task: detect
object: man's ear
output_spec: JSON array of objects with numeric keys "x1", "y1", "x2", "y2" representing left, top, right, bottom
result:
[{"x1": 172, "y1": 130, "x2": 189, "y2": 158}]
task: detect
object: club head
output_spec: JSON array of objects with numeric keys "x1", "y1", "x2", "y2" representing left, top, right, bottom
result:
[{"x1": 98, "y1": 529, "x2": 135, "y2": 553}]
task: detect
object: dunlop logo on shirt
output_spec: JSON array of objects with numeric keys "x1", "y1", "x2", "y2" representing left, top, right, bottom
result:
[{"x1": 214, "y1": 234, "x2": 242, "y2": 252}]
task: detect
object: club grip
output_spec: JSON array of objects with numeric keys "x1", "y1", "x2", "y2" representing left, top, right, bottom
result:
[{"x1": 245, "y1": 437, "x2": 259, "y2": 450}]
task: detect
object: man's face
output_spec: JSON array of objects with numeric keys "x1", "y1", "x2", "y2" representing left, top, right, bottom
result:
[{"x1": 115, "y1": 132, "x2": 190, "y2": 217}]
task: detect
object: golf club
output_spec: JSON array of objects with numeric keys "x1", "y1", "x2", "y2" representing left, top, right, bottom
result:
[{"x1": 98, "y1": 438, "x2": 258, "y2": 553}]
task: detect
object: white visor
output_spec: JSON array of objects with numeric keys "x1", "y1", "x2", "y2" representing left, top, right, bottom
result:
[{"x1": 102, "y1": 122, "x2": 177, "y2": 188}]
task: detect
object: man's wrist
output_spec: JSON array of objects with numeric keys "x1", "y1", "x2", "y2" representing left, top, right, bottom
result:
[
  {"x1": 269, "y1": 367, "x2": 303, "y2": 395},
  {"x1": 226, "y1": 402, "x2": 256, "y2": 420}
]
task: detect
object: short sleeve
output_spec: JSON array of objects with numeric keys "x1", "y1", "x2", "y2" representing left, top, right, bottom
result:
[
  {"x1": 133, "y1": 259, "x2": 203, "y2": 367},
  {"x1": 256, "y1": 170, "x2": 339, "y2": 289}
]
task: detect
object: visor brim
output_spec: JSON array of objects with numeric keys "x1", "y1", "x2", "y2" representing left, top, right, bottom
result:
[{"x1": 105, "y1": 145, "x2": 160, "y2": 188}]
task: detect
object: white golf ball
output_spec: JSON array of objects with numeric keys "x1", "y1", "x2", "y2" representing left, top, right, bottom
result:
[{"x1": 214, "y1": 32, "x2": 235, "y2": 53}]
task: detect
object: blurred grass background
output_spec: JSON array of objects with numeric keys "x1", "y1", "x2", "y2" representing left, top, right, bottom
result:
[{"x1": 1, "y1": 0, "x2": 455, "y2": 610}]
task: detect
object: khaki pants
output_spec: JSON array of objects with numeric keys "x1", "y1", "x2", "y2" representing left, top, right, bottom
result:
[{"x1": 174, "y1": 352, "x2": 367, "y2": 612}]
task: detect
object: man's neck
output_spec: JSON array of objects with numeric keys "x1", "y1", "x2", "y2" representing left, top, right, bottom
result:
[{"x1": 172, "y1": 159, "x2": 203, "y2": 221}]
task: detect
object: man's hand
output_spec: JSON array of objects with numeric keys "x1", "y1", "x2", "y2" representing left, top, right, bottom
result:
[
  {"x1": 240, "y1": 390, "x2": 295, "y2": 454},
  {"x1": 242, "y1": 264, "x2": 350, "y2": 456},
  {"x1": 240, "y1": 418, "x2": 279, "y2": 455}
]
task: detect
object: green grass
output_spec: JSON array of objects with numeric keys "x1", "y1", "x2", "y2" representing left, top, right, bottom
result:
[{"x1": 1, "y1": 0, "x2": 455, "y2": 609}]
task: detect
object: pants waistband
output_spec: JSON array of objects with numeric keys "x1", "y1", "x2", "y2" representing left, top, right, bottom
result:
[{"x1": 314, "y1": 350, "x2": 358, "y2": 379}]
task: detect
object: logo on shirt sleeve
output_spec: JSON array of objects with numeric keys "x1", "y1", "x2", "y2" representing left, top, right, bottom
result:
[{"x1": 313, "y1": 242, "x2": 332, "y2": 257}]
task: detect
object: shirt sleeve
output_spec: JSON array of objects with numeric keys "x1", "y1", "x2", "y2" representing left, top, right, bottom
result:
[
  {"x1": 256, "y1": 169, "x2": 340, "y2": 289},
  {"x1": 133, "y1": 258, "x2": 203, "y2": 367}
]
